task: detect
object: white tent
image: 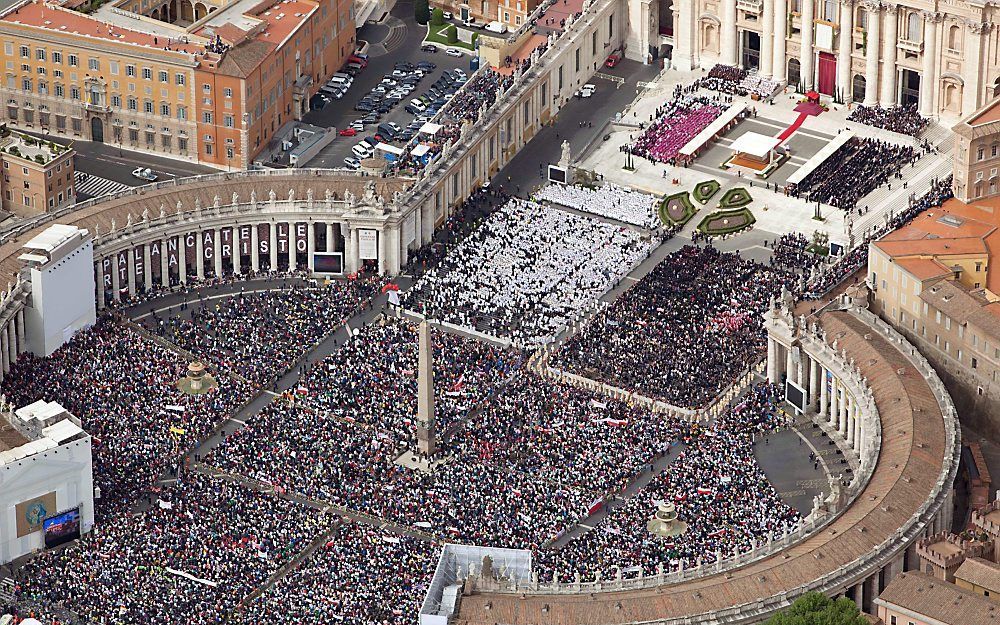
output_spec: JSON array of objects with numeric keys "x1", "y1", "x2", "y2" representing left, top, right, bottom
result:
[
  {"x1": 728, "y1": 132, "x2": 781, "y2": 158},
  {"x1": 418, "y1": 122, "x2": 443, "y2": 136}
]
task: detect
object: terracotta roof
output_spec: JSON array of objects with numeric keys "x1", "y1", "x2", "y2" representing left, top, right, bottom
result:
[
  {"x1": 212, "y1": 39, "x2": 275, "y2": 77},
  {"x1": 453, "y1": 310, "x2": 951, "y2": 624},
  {"x1": 968, "y1": 98, "x2": 1000, "y2": 127},
  {"x1": 955, "y1": 558, "x2": 1000, "y2": 595},
  {"x1": 919, "y1": 280, "x2": 1000, "y2": 341},
  {"x1": 894, "y1": 258, "x2": 952, "y2": 282},
  {"x1": 0, "y1": 173, "x2": 408, "y2": 289},
  {"x1": 875, "y1": 572, "x2": 1000, "y2": 625}
]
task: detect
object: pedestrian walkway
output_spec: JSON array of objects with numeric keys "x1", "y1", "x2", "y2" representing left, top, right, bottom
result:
[{"x1": 74, "y1": 171, "x2": 132, "y2": 199}]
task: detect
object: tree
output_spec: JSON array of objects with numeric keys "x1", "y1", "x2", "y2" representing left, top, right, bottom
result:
[
  {"x1": 414, "y1": 0, "x2": 429, "y2": 25},
  {"x1": 431, "y1": 7, "x2": 444, "y2": 25},
  {"x1": 471, "y1": 32, "x2": 479, "y2": 47},
  {"x1": 763, "y1": 592, "x2": 868, "y2": 625},
  {"x1": 446, "y1": 24, "x2": 458, "y2": 43}
]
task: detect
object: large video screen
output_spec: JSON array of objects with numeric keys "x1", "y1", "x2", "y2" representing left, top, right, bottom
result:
[
  {"x1": 313, "y1": 253, "x2": 344, "y2": 274},
  {"x1": 785, "y1": 380, "x2": 806, "y2": 413},
  {"x1": 43, "y1": 508, "x2": 81, "y2": 548},
  {"x1": 548, "y1": 165, "x2": 567, "y2": 184}
]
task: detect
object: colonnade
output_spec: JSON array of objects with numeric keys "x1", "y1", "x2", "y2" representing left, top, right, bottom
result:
[
  {"x1": 695, "y1": 0, "x2": 993, "y2": 117},
  {"x1": 0, "y1": 306, "x2": 25, "y2": 384},
  {"x1": 766, "y1": 333, "x2": 866, "y2": 458}
]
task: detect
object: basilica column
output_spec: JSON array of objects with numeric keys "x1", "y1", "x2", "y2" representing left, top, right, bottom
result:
[
  {"x1": 674, "y1": 0, "x2": 697, "y2": 70},
  {"x1": 962, "y1": 21, "x2": 989, "y2": 116},
  {"x1": 721, "y1": 0, "x2": 738, "y2": 65},
  {"x1": 800, "y1": 0, "x2": 815, "y2": 89},
  {"x1": 863, "y1": 1, "x2": 881, "y2": 105},
  {"x1": 126, "y1": 250, "x2": 136, "y2": 297},
  {"x1": 920, "y1": 12, "x2": 941, "y2": 117},
  {"x1": 879, "y1": 3, "x2": 898, "y2": 105},
  {"x1": 837, "y1": 0, "x2": 854, "y2": 100},
  {"x1": 760, "y1": 0, "x2": 775, "y2": 77},
  {"x1": 773, "y1": 0, "x2": 788, "y2": 81},
  {"x1": 325, "y1": 223, "x2": 336, "y2": 252},
  {"x1": 307, "y1": 222, "x2": 316, "y2": 272},
  {"x1": 213, "y1": 230, "x2": 223, "y2": 276}
]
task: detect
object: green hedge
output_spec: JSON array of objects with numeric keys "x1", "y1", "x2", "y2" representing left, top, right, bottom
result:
[
  {"x1": 718, "y1": 187, "x2": 753, "y2": 209},
  {"x1": 697, "y1": 207, "x2": 756, "y2": 236},
  {"x1": 659, "y1": 192, "x2": 697, "y2": 226},
  {"x1": 692, "y1": 180, "x2": 721, "y2": 204}
]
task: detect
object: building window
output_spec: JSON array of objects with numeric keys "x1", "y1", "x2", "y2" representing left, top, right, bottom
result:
[
  {"x1": 52, "y1": 52, "x2": 61, "y2": 64},
  {"x1": 142, "y1": 68, "x2": 152, "y2": 80},
  {"x1": 144, "y1": 100, "x2": 153, "y2": 113},
  {"x1": 175, "y1": 73, "x2": 186, "y2": 85},
  {"x1": 68, "y1": 54, "x2": 78, "y2": 67},
  {"x1": 35, "y1": 48, "x2": 45, "y2": 61},
  {"x1": 18, "y1": 46, "x2": 28, "y2": 58},
  {"x1": 111, "y1": 95, "x2": 121, "y2": 107},
  {"x1": 128, "y1": 128, "x2": 139, "y2": 142},
  {"x1": 88, "y1": 58, "x2": 99, "y2": 70},
  {"x1": 54, "y1": 84, "x2": 63, "y2": 97},
  {"x1": 21, "y1": 77, "x2": 30, "y2": 91},
  {"x1": 224, "y1": 87, "x2": 232, "y2": 97},
  {"x1": 128, "y1": 97, "x2": 137, "y2": 110},
  {"x1": 203, "y1": 112, "x2": 212, "y2": 123},
  {"x1": 158, "y1": 70, "x2": 168, "y2": 82},
  {"x1": 160, "y1": 103, "x2": 170, "y2": 116},
  {"x1": 203, "y1": 83, "x2": 211, "y2": 93},
  {"x1": 126, "y1": 65, "x2": 136, "y2": 77},
  {"x1": 178, "y1": 137, "x2": 188, "y2": 152},
  {"x1": 178, "y1": 106, "x2": 187, "y2": 120},
  {"x1": 223, "y1": 114, "x2": 234, "y2": 127}
]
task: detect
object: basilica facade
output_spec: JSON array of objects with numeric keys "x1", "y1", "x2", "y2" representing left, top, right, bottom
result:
[{"x1": 628, "y1": 0, "x2": 999, "y2": 119}]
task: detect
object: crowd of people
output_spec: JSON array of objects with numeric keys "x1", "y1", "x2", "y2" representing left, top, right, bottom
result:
[
  {"x1": 695, "y1": 64, "x2": 781, "y2": 99},
  {"x1": 628, "y1": 95, "x2": 723, "y2": 165},
  {"x1": 536, "y1": 384, "x2": 799, "y2": 582},
  {"x1": 847, "y1": 103, "x2": 929, "y2": 137},
  {"x1": 552, "y1": 245, "x2": 796, "y2": 408},
  {"x1": 145, "y1": 277, "x2": 386, "y2": 386},
  {"x1": 240, "y1": 522, "x2": 439, "y2": 625},
  {"x1": 788, "y1": 137, "x2": 916, "y2": 210},
  {"x1": 769, "y1": 232, "x2": 823, "y2": 274},
  {"x1": 534, "y1": 182, "x2": 660, "y2": 229},
  {"x1": 14, "y1": 472, "x2": 332, "y2": 625},
  {"x1": 804, "y1": 176, "x2": 954, "y2": 298},
  {"x1": 402, "y1": 198, "x2": 657, "y2": 346},
  {"x1": 1, "y1": 317, "x2": 254, "y2": 520}
]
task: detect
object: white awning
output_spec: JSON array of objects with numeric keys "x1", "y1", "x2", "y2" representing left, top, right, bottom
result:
[
  {"x1": 411, "y1": 144, "x2": 431, "y2": 157},
  {"x1": 375, "y1": 142, "x2": 405, "y2": 156},
  {"x1": 419, "y1": 122, "x2": 442, "y2": 135},
  {"x1": 728, "y1": 132, "x2": 781, "y2": 158}
]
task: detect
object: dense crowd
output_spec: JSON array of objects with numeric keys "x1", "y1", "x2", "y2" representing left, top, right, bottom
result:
[
  {"x1": 442, "y1": 68, "x2": 514, "y2": 125},
  {"x1": 696, "y1": 64, "x2": 781, "y2": 99},
  {"x1": 789, "y1": 138, "x2": 916, "y2": 210},
  {"x1": 552, "y1": 245, "x2": 795, "y2": 407},
  {"x1": 534, "y1": 182, "x2": 660, "y2": 229},
  {"x1": 146, "y1": 277, "x2": 385, "y2": 385},
  {"x1": 537, "y1": 384, "x2": 799, "y2": 581},
  {"x1": 804, "y1": 176, "x2": 954, "y2": 298},
  {"x1": 1, "y1": 317, "x2": 253, "y2": 520},
  {"x1": 628, "y1": 95, "x2": 723, "y2": 165},
  {"x1": 847, "y1": 103, "x2": 929, "y2": 137},
  {"x1": 403, "y1": 198, "x2": 656, "y2": 346},
  {"x1": 769, "y1": 232, "x2": 823, "y2": 273},
  {"x1": 241, "y1": 521, "x2": 438, "y2": 625},
  {"x1": 14, "y1": 473, "x2": 332, "y2": 625}
]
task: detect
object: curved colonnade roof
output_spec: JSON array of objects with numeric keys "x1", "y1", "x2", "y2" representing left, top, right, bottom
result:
[
  {"x1": 0, "y1": 171, "x2": 408, "y2": 287},
  {"x1": 454, "y1": 310, "x2": 952, "y2": 625}
]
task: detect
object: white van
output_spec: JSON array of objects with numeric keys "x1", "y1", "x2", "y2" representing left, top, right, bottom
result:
[
  {"x1": 351, "y1": 143, "x2": 373, "y2": 158},
  {"x1": 484, "y1": 20, "x2": 507, "y2": 33}
]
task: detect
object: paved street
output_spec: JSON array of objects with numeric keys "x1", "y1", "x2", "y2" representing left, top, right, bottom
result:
[
  {"x1": 301, "y1": 1, "x2": 470, "y2": 168},
  {"x1": 19, "y1": 129, "x2": 218, "y2": 201}
]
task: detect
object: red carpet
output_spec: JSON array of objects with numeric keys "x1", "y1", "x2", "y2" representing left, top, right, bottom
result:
[{"x1": 777, "y1": 113, "x2": 808, "y2": 143}]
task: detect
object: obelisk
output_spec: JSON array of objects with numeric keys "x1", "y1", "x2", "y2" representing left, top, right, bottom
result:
[{"x1": 415, "y1": 320, "x2": 437, "y2": 456}]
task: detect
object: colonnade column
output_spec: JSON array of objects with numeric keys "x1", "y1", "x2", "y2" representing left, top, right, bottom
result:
[
  {"x1": 830, "y1": 379, "x2": 839, "y2": 428},
  {"x1": 232, "y1": 236, "x2": 242, "y2": 275},
  {"x1": 721, "y1": 0, "x2": 738, "y2": 65},
  {"x1": 160, "y1": 242, "x2": 169, "y2": 288},
  {"x1": 269, "y1": 225, "x2": 278, "y2": 269},
  {"x1": 377, "y1": 229, "x2": 387, "y2": 275},
  {"x1": 6, "y1": 321, "x2": 15, "y2": 365},
  {"x1": 773, "y1": 0, "x2": 787, "y2": 81},
  {"x1": 177, "y1": 236, "x2": 186, "y2": 284},
  {"x1": 819, "y1": 365, "x2": 829, "y2": 417},
  {"x1": 325, "y1": 223, "x2": 335, "y2": 252},
  {"x1": 837, "y1": 0, "x2": 854, "y2": 100},
  {"x1": 854, "y1": 401, "x2": 863, "y2": 453},
  {"x1": 767, "y1": 338, "x2": 778, "y2": 382},
  {"x1": 962, "y1": 22, "x2": 988, "y2": 115},
  {"x1": 195, "y1": 233, "x2": 205, "y2": 280},
  {"x1": 808, "y1": 357, "x2": 818, "y2": 410},
  {"x1": 800, "y1": 0, "x2": 815, "y2": 89},
  {"x1": 760, "y1": 0, "x2": 775, "y2": 77},
  {"x1": 307, "y1": 223, "x2": 316, "y2": 272},
  {"x1": 95, "y1": 262, "x2": 105, "y2": 310},
  {"x1": 126, "y1": 252, "x2": 136, "y2": 298},
  {"x1": 143, "y1": 245, "x2": 152, "y2": 291},
  {"x1": 0, "y1": 323, "x2": 8, "y2": 373},
  {"x1": 16, "y1": 309, "x2": 24, "y2": 354},
  {"x1": 288, "y1": 225, "x2": 297, "y2": 270},
  {"x1": 863, "y1": 2, "x2": 881, "y2": 105},
  {"x1": 919, "y1": 12, "x2": 940, "y2": 117},
  {"x1": 213, "y1": 230, "x2": 223, "y2": 277},
  {"x1": 111, "y1": 254, "x2": 121, "y2": 301},
  {"x1": 251, "y1": 226, "x2": 260, "y2": 273},
  {"x1": 879, "y1": 3, "x2": 898, "y2": 105}
]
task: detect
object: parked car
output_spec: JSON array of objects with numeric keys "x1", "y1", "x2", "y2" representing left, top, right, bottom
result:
[
  {"x1": 442, "y1": 10, "x2": 453, "y2": 18},
  {"x1": 484, "y1": 20, "x2": 507, "y2": 33},
  {"x1": 343, "y1": 156, "x2": 361, "y2": 169},
  {"x1": 445, "y1": 47, "x2": 463, "y2": 57},
  {"x1": 605, "y1": 52, "x2": 622, "y2": 67},
  {"x1": 421, "y1": 44, "x2": 438, "y2": 53},
  {"x1": 132, "y1": 167, "x2": 157, "y2": 181},
  {"x1": 339, "y1": 127, "x2": 358, "y2": 136},
  {"x1": 351, "y1": 143, "x2": 373, "y2": 158},
  {"x1": 350, "y1": 120, "x2": 365, "y2": 131},
  {"x1": 309, "y1": 94, "x2": 329, "y2": 110},
  {"x1": 574, "y1": 83, "x2": 597, "y2": 98}
]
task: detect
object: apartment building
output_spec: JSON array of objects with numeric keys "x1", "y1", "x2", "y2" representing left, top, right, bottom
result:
[
  {"x1": 0, "y1": 0, "x2": 355, "y2": 169},
  {"x1": 0, "y1": 128, "x2": 74, "y2": 217},
  {"x1": 954, "y1": 97, "x2": 1000, "y2": 203}
]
